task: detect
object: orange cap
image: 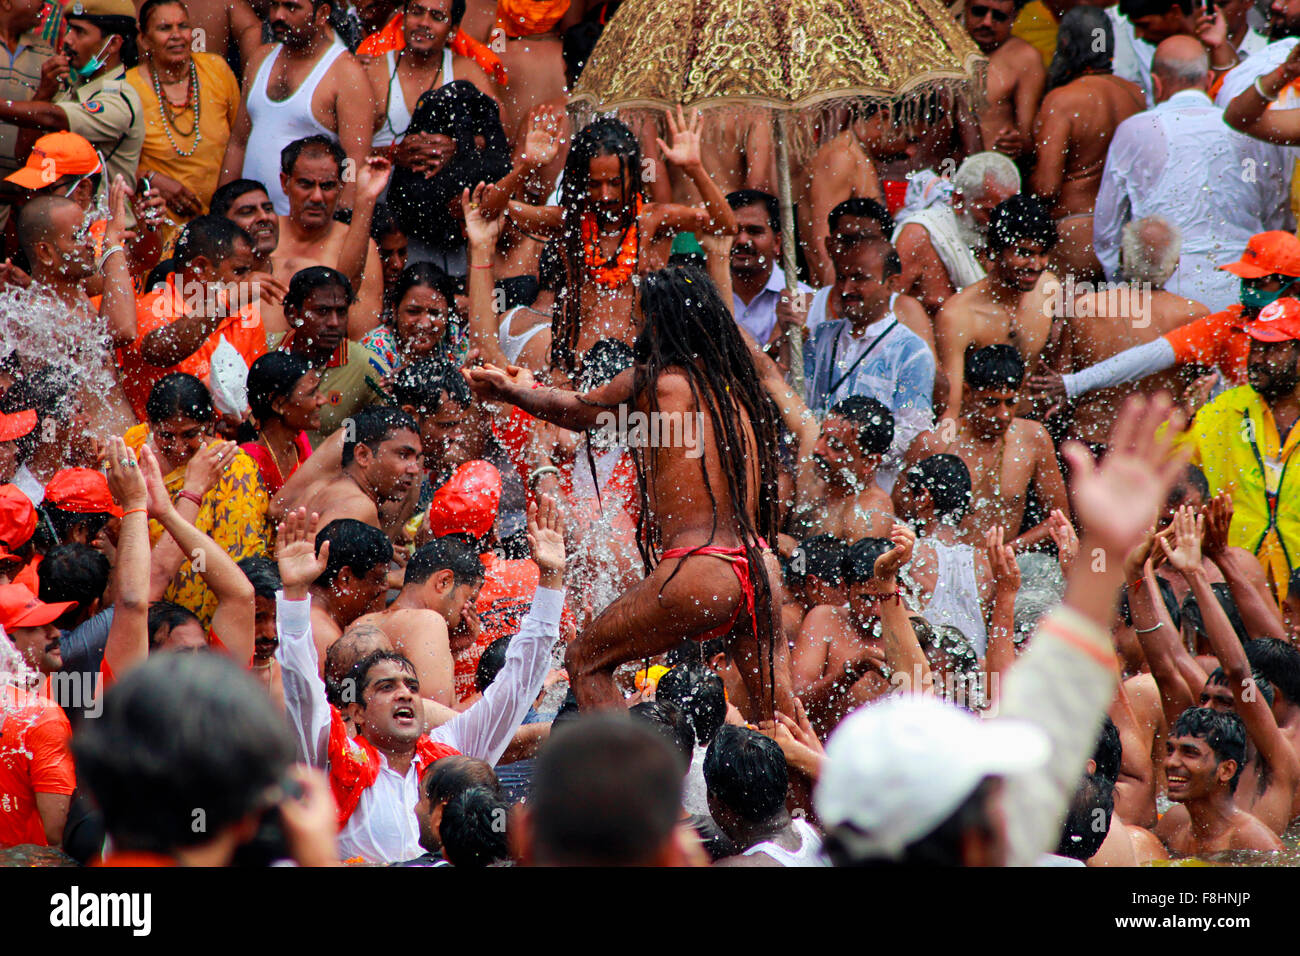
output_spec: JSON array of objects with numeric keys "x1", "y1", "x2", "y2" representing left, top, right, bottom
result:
[
  {"x1": 0, "y1": 583, "x2": 74, "y2": 630},
  {"x1": 426, "y1": 461, "x2": 502, "y2": 540},
  {"x1": 45, "y1": 468, "x2": 123, "y2": 517},
  {"x1": 4, "y1": 131, "x2": 101, "y2": 190},
  {"x1": 1234, "y1": 297, "x2": 1300, "y2": 342},
  {"x1": 0, "y1": 485, "x2": 36, "y2": 550},
  {"x1": 0, "y1": 409, "x2": 37, "y2": 443},
  {"x1": 1220, "y1": 232, "x2": 1300, "y2": 279}
]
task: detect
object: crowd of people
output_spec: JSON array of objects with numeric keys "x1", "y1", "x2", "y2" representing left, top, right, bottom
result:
[{"x1": 2, "y1": 0, "x2": 1300, "y2": 870}]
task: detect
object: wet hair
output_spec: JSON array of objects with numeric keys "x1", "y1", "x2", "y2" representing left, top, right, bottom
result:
[
  {"x1": 1092, "y1": 715, "x2": 1122, "y2": 785},
  {"x1": 370, "y1": 201, "x2": 403, "y2": 244},
  {"x1": 1056, "y1": 771, "x2": 1112, "y2": 860},
  {"x1": 561, "y1": 20, "x2": 603, "y2": 84},
  {"x1": 655, "y1": 662, "x2": 726, "y2": 747},
  {"x1": 314, "y1": 518, "x2": 393, "y2": 589},
  {"x1": 629, "y1": 700, "x2": 695, "y2": 768},
  {"x1": 789, "y1": 533, "x2": 848, "y2": 587},
  {"x1": 40, "y1": 503, "x2": 113, "y2": 548},
  {"x1": 246, "y1": 351, "x2": 314, "y2": 425},
  {"x1": 1048, "y1": 6, "x2": 1114, "y2": 90},
  {"x1": 341, "y1": 405, "x2": 418, "y2": 467},
  {"x1": 1205, "y1": 665, "x2": 1275, "y2": 707},
  {"x1": 145, "y1": 373, "x2": 215, "y2": 425},
  {"x1": 390, "y1": 358, "x2": 471, "y2": 415},
  {"x1": 1171, "y1": 707, "x2": 1247, "y2": 792},
  {"x1": 539, "y1": 239, "x2": 565, "y2": 292},
  {"x1": 845, "y1": 536, "x2": 894, "y2": 586},
  {"x1": 987, "y1": 195, "x2": 1057, "y2": 254},
  {"x1": 405, "y1": 536, "x2": 484, "y2": 588},
  {"x1": 237, "y1": 555, "x2": 281, "y2": 602},
  {"x1": 909, "y1": 454, "x2": 972, "y2": 523},
  {"x1": 37, "y1": 543, "x2": 109, "y2": 611},
  {"x1": 392, "y1": 261, "x2": 458, "y2": 317},
  {"x1": 144, "y1": 258, "x2": 177, "y2": 293},
  {"x1": 209, "y1": 178, "x2": 269, "y2": 219},
  {"x1": 1245, "y1": 638, "x2": 1300, "y2": 705},
  {"x1": 726, "y1": 189, "x2": 780, "y2": 233},
  {"x1": 553, "y1": 117, "x2": 644, "y2": 371},
  {"x1": 474, "y1": 636, "x2": 510, "y2": 693},
  {"x1": 828, "y1": 197, "x2": 894, "y2": 238},
  {"x1": 347, "y1": 649, "x2": 418, "y2": 704},
  {"x1": 423, "y1": 754, "x2": 499, "y2": 804},
  {"x1": 965, "y1": 344, "x2": 1025, "y2": 390},
  {"x1": 528, "y1": 714, "x2": 685, "y2": 865},
  {"x1": 440, "y1": 786, "x2": 510, "y2": 867},
  {"x1": 825, "y1": 775, "x2": 999, "y2": 867},
  {"x1": 146, "y1": 600, "x2": 202, "y2": 650},
  {"x1": 623, "y1": 266, "x2": 783, "y2": 716},
  {"x1": 829, "y1": 395, "x2": 894, "y2": 455},
  {"x1": 1179, "y1": 583, "x2": 1249, "y2": 646},
  {"x1": 952, "y1": 152, "x2": 1021, "y2": 200},
  {"x1": 837, "y1": 236, "x2": 901, "y2": 280},
  {"x1": 703, "y1": 725, "x2": 788, "y2": 824},
  {"x1": 280, "y1": 134, "x2": 345, "y2": 177},
  {"x1": 1172, "y1": 463, "x2": 1210, "y2": 504},
  {"x1": 283, "y1": 265, "x2": 355, "y2": 314},
  {"x1": 174, "y1": 215, "x2": 251, "y2": 271},
  {"x1": 72, "y1": 652, "x2": 295, "y2": 854},
  {"x1": 17, "y1": 195, "x2": 81, "y2": 262},
  {"x1": 577, "y1": 338, "x2": 635, "y2": 393}
]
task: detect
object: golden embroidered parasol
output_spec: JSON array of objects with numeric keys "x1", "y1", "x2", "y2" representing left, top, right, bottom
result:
[{"x1": 570, "y1": 0, "x2": 985, "y2": 388}]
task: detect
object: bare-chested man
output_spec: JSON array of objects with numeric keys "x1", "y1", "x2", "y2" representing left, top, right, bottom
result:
[
  {"x1": 1058, "y1": 216, "x2": 1210, "y2": 447},
  {"x1": 220, "y1": 0, "x2": 375, "y2": 214},
  {"x1": 482, "y1": 108, "x2": 737, "y2": 375},
  {"x1": 791, "y1": 396, "x2": 896, "y2": 542},
  {"x1": 466, "y1": 265, "x2": 793, "y2": 720},
  {"x1": 792, "y1": 526, "x2": 930, "y2": 739},
  {"x1": 906, "y1": 345, "x2": 1068, "y2": 551},
  {"x1": 966, "y1": 0, "x2": 1046, "y2": 159},
  {"x1": 892, "y1": 152, "x2": 1020, "y2": 315},
  {"x1": 271, "y1": 139, "x2": 389, "y2": 339},
  {"x1": 351, "y1": 535, "x2": 486, "y2": 707},
  {"x1": 1156, "y1": 707, "x2": 1285, "y2": 858},
  {"x1": 799, "y1": 111, "x2": 884, "y2": 287},
  {"x1": 1031, "y1": 6, "x2": 1145, "y2": 282},
  {"x1": 934, "y1": 194, "x2": 1060, "y2": 418},
  {"x1": 12, "y1": 189, "x2": 136, "y2": 443},
  {"x1": 282, "y1": 404, "x2": 422, "y2": 531},
  {"x1": 304, "y1": 515, "x2": 395, "y2": 668}
]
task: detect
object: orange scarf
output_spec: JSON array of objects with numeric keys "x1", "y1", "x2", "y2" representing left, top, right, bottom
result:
[{"x1": 357, "y1": 15, "x2": 509, "y2": 86}]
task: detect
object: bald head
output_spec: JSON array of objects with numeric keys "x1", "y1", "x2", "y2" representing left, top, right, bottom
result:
[
  {"x1": 17, "y1": 195, "x2": 81, "y2": 262},
  {"x1": 1152, "y1": 35, "x2": 1209, "y2": 100},
  {"x1": 325, "y1": 623, "x2": 393, "y2": 704}
]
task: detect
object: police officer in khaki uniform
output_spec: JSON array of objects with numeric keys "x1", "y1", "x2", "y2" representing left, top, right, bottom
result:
[{"x1": 0, "y1": 0, "x2": 143, "y2": 215}]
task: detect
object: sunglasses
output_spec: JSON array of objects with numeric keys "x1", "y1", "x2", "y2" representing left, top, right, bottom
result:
[{"x1": 970, "y1": 4, "x2": 1012, "y2": 22}]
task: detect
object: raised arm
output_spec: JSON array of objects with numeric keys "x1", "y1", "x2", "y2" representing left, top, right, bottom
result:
[
  {"x1": 1128, "y1": 536, "x2": 1203, "y2": 727},
  {"x1": 873, "y1": 523, "x2": 931, "y2": 692},
  {"x1": 934, "y1": 297, "x2": 974, "y2": 419},
  {"x1": 462, "y1": 183, "x2": 510, "y2": 368},
  {"x1": 1223, "y1": 44, "x2": 1300, "y2": 145},
  {"x1": 1202, "y1": 492, "x2": 1288, "y2": 642},
  {"x1": 983, "y1": 525, "x2": 1020, "y2": 698},
  {"x1": 98, "y1": 177, "x2": 138, "y2": 349},
  {"x1": 146, "y1": 441, "x2": 234, "y2": 600},
  {"x1": 338, "y1": 157, "x2": 391, "y2": 339},
  {"x1": 102, "y1": 438, "x2": 150, "y2": 678},
  {"x1": 218, "y1": 51, "x2": 262, "y2": 188},
  {"x1": 654, "y1": 106, "x2": 738, "y2": 237},
  {"x1": 464, "y1": 363, "x2": 636, "y2": 432},
  {"x1": 332, "y1": 57, "x2": 377, "y2": 214}
]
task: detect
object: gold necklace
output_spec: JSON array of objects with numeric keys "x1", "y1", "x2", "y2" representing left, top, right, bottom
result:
[{"x1": 261, "y1": 433, "x2": 299, "y2": 483}]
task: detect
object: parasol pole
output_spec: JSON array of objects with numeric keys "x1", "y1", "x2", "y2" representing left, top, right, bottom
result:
[{"x1": 773, "y1": 111, "x2": 804, "y2": 396}]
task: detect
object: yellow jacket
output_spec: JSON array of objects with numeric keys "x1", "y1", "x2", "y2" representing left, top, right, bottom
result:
[{"x1": 1185, "y1": 385, "x2": 1300, "y2": 601}]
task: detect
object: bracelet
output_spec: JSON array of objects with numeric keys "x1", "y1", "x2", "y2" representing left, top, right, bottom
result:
[
  {"x1": 1255, "y1": 75, "x2": 1279, "y2": 102},
  {"x1": 121, "y1": 507, "x2": 147, "y2": 517},
  {"x1": 470, "y1": 263, "x2": 493, "y2": 270},
  {"x1": 96, "y1": 245, "x2": 124, "y2": 271},
  {"x1": 1134, "y1": 621, "x2": 1165, "y2": 634},
  {"x1": 177, "y1": 490, "x2": 203, "y2": 507},
  {"x1": 527, "y1": 465, "x2": 560, "y2": 487}
]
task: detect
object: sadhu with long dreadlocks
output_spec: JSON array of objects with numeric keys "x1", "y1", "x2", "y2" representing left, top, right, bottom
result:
[
  {"x1": 464, "y1": 265, "x2": 797, "y2": 720},
  {"x1": 478, "y1": 107, "x2": 737, "y2": 375}
]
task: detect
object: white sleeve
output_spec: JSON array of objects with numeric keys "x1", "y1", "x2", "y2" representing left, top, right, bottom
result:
[
  {"x1": 274, "y1": 591, "x2": 331, "y2": 769},
  {"x1": 1062, "y1": 338, "x2": 1176, "y2": 399},
  {"x1": 1092, "y1": 147, "x2": 1129, "y2": 284},
  {"x1": 429, "y1": 586, "x2": 564, "y2": 765}
]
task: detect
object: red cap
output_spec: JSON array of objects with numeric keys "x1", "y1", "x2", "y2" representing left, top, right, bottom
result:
[
  {"x1": 1234, "y1": 297, "x2": 1300, "y2": 342},
  {"x1": 0, "y1": 409, "x2": 36, "y2": 443},
  {"x1": 1220, "y1": 232, "x2": 1300, "y2": 279},
  {"x1": 0, "y1": 583, "x2": 73, "y2": 630},
  {"x1": 45, "y1": 468, "x2": 123, "y2": 517},
  {"x1": 426, "y1": 461, "x2": 502, "y2": 539},
  {"x1": 0, "y1": 485, "x2": 36, "y2": 549}
]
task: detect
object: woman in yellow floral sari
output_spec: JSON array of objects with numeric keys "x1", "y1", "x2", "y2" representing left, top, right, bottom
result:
[{"x1": 124, "y1": 373, "x2": 268, "y2": 626}]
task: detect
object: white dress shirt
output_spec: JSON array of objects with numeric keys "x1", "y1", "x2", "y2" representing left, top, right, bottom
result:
[
  {"x1": 276, "y1": 586, "x2": 564, "y2": 863},
  {"x1": 1108, "y1": 8, "x2": 1156, "y2": 106},
  {"x1": 1094, "y1": 89, "x2": 1293, "y2": 311},
  {"x1": 731, "y1": 263, "x2": 814, "y2": 345}
]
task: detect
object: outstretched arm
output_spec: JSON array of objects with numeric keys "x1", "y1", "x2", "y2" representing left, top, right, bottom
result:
[
  {"x1": 275, "y1": 508, "x2": 333, "y2": 768},
  {"x1": 1202, "y1": 492, "x2": 1288, "y2": 642},
  {"x1": 102, "y1": 439, "x2": 150, "y2": 678},
  {"x1": 464, "y1": 363, "x2": 636, "y2": 432}
]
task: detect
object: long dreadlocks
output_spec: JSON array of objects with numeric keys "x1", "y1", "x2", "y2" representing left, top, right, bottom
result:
[
  {"x1": 629, "y1": 265, "x2": 784, "y2": 718},
  {"x1": 553, "y1": 117, "x2": 645, "y2": 374}
]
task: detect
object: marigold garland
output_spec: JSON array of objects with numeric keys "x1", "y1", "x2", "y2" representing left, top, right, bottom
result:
[{"x1": 582, "y1": 195, "x2": 642, "y2": 288}]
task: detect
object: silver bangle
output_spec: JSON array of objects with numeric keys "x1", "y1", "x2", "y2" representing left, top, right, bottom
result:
[
  {"x1": 96, "y1": 244, "x2": 124, "y2": 271},
  {"x1": 1133, "y1": 621, "x2": 1165, "y2": 634},
  {"x1": 528, "y1": 465, "x2": 560, "y2": 487}
]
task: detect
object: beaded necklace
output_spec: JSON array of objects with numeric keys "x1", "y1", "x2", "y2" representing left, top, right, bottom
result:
[{"x1": 150, "y1": 55, "x2": 202, "y2": 158}]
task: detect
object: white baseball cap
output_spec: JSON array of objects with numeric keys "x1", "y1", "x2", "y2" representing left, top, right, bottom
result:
[{"x1": 814, "y1": 695, "x2": 1050, "y2": 861}]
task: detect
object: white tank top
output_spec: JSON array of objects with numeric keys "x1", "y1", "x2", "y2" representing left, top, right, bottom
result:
[
  {"x1": 922, "y1": 539, "x2": 988, "y2": 656},
  {"x1": 372, "y1": 47, "x2": 455, "y2": 147},
  {"x1": 741, "y1": 818, "x2": 828, "y2": 867},
  {"x1": 497, "y1": 305, "x2": 549, "y2": 364},
  {"x1": 244, "y1": 40, "x2": 348, "y2": 214}
]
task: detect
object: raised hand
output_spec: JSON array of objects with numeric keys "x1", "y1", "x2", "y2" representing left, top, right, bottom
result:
[
  {"x1": 356, "y1": 155, "x2": 393, "y2": 206},
  {"x1": 461, "y1": 182, "x2": 503, "y2": 249},
  {"x1": 1194, "y1": 6, "x2": 1227, "y2": 49},
  {"x1": 1202, "y1": 491, "x2": 1233, "y2": 558},
  {"x1": 528, "y1": 492, "x2": 566, "y2": 586},
  {"x1": 1047, "y1": 508, "x2": 1079, "y2": 576},
  {"x1": 276, "y1": 507, "x2": 329, "y2": 599},
  {"x1": 986, "y1": 524, "x2": 1021, "y2": 596},
  {"x1": 137, "y1": 445, "x2": 174, "y2": 520},
  {"x1": 1121, "y1": 523, "x2": 1158, "y2": 584},
  {"x1": 463, "y1": 363, "x2": 526, "y2": 404},
  {"x1": 182, "y1": 440, "x2": 237, "y2": 498},
  {"x1": 104, "y1": 175, "x2": 135, "y2": 248},
  {"x1": 520, "y1": 119, "x2": 561, "y2": 168},
  {"x1": 102, "y1": 437, "x2": 146, "y2": 511},
  {"x1": 656, "y1": 104, "x2": 704, "y2": 171},
  {"x1": 873, "y1": 522, "x2": 915, "y2": 584},
  {"x1": 1158, "y1": 504, "x2": 1205, "y2": 577},
  {"x1": 1060, "y1": 395, "x2": 1189, "y2": 559}
]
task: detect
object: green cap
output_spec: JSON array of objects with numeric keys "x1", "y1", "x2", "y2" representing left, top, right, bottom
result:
[{"x1": 670, "y1": 232, "x2": 705, "y2": 257}]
